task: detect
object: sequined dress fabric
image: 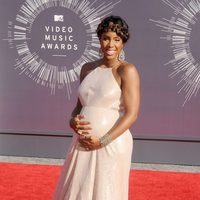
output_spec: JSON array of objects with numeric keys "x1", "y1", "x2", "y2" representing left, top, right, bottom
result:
[{"x1": 52, "y1": 67, "x2": 133, "y2": 200}]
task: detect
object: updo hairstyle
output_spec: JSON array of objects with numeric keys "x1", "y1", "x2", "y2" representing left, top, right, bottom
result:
[{"x1": 96, "y1": 15, "x2": 130, "y2": 43}]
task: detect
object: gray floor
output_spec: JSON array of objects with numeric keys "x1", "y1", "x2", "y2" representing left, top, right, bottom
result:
[{"x1": 1, "y1": 155, "x2": 200, "y2": 173}]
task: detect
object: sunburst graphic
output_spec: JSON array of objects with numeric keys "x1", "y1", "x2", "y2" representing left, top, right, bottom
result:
[
  {"x1": 3, "y1": 0, "x2": 121, "y2": 99},
  {"x1": 150, "y1": 0, "x2": 200, "y2": 106}
]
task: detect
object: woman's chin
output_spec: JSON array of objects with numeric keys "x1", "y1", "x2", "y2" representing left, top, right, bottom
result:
[{"x1": 104, "y1": 54, "x2": 117, "y2": 60}]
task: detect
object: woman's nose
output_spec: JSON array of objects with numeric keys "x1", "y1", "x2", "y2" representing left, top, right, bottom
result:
[{"x1": 108, "y1": 40, "x2": 114, "y2": 47}]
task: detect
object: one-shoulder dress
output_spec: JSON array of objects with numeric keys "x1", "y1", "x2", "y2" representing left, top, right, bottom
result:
[{"x1": 52, "y1": 66, "x2": 133, "y2": 200}]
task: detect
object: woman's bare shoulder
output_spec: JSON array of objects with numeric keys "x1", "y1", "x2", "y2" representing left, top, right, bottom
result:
[
  {"x1": 80, "y1": 60, "x2": 100, "y2": 81},
  {"x1": 81, "y1": 61, "x2": 96, "y2": 71},
  {"x1": 118, "y1": 61, "x2": 139, "y2": 78}
]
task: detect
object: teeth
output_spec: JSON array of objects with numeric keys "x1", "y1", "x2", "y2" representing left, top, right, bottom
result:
[{"x1": 106, "y1": 50, "x2": 115, "y2": 55}]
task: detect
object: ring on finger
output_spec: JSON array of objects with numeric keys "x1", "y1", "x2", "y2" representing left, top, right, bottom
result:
[
  {"x1": 84, "y1": 135, "x2": 88, "y2": 139},
  {"x1": 77, "y1": 130, "x2": 82, "y2": 135}
]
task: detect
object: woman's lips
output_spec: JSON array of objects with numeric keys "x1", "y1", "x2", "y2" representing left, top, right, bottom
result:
[{"x1": 105, "y1": 49, "x2": 116, "y2": 56}]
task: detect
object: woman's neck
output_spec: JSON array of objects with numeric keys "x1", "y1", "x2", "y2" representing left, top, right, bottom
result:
[{"x1": 101, "y1": 58, "x2": 121, "y2": 68}]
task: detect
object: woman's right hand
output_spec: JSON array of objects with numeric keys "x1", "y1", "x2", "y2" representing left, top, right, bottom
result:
[{"x1": 69, "y1": 114, "x2": 92, "y2": 136}]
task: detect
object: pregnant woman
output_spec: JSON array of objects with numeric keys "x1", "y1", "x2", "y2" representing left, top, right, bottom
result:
[{"x1": 53, "y1": 15, "x2": 140, "y2": 200}]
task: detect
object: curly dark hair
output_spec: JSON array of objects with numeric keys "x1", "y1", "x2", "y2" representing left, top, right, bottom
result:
[{"x1": 96, "y1": 15, "x2": 130, "y2": 43}]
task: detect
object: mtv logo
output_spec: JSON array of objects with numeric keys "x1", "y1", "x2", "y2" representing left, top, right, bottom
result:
[{"x1": 54, "y1": 15, "x2": 64, "y2": 22}]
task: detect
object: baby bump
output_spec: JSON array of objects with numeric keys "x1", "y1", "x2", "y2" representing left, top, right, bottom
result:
[{"x1": 80, "y1": 106, "x2": 121, "y2": 137}]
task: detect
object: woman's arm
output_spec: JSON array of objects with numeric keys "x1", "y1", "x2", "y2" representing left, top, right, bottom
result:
[
  {"x1": 69, "y1": 63, "x2": 92, "y2": 135},
  {"x1": 106, "y1": 63, "x2": 140, "y2": 141}
]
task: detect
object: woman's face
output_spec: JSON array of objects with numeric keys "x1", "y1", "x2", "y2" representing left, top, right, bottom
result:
[{"x1": 100, "y1": 31, "x2": 124, "y2": 60}]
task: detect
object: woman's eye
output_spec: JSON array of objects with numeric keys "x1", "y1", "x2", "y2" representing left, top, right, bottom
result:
[
  {"x1": 101, "y1": 37, "x2": 121, "y2": 42},
  {"x1": 115, "y1": 38, "x2": 121, "y2": 42}
]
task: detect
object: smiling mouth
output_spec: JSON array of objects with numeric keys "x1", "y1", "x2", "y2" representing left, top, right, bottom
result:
[{"x1": 105, "y1": 50, "x2": 116, "y2": 56}]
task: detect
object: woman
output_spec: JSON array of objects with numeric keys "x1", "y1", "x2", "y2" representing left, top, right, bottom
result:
[{"x1": 53, "y1": 15, "x2": 140, "y2": 200}]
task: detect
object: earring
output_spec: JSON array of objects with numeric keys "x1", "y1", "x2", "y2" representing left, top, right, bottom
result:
[
  {"x1": 118, "y1": 49, "x2": 125, "y2": 61},
  {"x1": 99, "y1": 48, "x2": 103, "y2": 58}
]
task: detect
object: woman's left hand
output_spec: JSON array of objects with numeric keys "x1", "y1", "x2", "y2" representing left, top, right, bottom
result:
[{"x1": 78, "y1": 135, "x2": 101, "y2": 150}]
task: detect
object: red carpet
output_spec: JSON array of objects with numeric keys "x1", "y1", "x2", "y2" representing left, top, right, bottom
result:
[{"x1": 0, "y1": 162, "x2": 200, "y2": 200}]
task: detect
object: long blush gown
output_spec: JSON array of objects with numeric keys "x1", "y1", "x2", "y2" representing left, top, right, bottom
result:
[{"x1": 52, "y1": 66, "x2": 133, "y2": 200}]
